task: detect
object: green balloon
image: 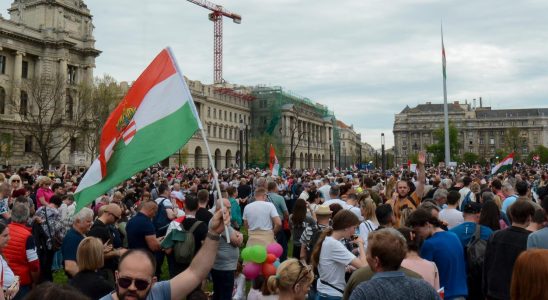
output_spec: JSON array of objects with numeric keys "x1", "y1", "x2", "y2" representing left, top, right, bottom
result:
[
  {"x1": 251, "y1": 245, "x2": 267, "y2": 263},
  {"x1": 241, "y1": 247, "x2": 251, "y2": 261}
]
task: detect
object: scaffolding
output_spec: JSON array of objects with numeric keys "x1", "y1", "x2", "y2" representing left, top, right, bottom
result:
[{"x1": 250, "y1": 85, "x2": 338, "y2": 167}]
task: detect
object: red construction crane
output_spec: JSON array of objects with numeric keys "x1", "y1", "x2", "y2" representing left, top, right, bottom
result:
[{"x1": 186, "y1": 0, "x2": 241, "y2": 84}]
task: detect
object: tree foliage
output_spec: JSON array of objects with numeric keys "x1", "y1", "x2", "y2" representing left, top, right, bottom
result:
[
  {"x1": 12, "y1": 75, "x2": 93, "y2": 169},
  {"x1": 528, "y1": 145, "x2": 548, "y2": 164},
  {"x1": 462, "y1": 152, "x2": 480, "y2": 165},
  {"x1": 83, "y1": 75, "x2": 124, "y2": 160},
  {"x1": 426, "y1": 124, "x2": 460, "y2": 164},
  {"x1": 249, "y1": 133, "x2": 284, "y2": 168}
]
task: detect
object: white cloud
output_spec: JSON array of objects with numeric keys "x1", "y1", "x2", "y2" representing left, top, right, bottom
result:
[{"x1": 1, "y1": 0, "x2": 546, "y2": 150}]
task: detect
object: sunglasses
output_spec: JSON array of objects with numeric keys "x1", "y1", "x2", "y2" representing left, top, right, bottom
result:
[
  {"x1": 12, "y1": 180, "x2": 20, "y2": 183},
  {"x1": 117, "y1": 276, "x2": 150, "y2": 291},
  {"x1": 293, "y1": 260, "x2": 312, "y2": 290}
]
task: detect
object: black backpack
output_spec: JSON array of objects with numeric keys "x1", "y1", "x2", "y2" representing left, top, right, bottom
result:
[
  {"x1": 153, "y1": 198, "x2": 171, "y2": 237},
  {"x1": 466, "y1": 224, "x2": 487, "y2": 274},
  {"x1": 32, "y1": 221, "x2": 49, "y2": 257}
]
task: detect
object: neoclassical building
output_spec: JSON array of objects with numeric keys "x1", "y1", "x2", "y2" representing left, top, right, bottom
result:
[
  {"x1": 336, "y1": 120, "x2": 362, "y2": 169},
  {"x1": 393, "y1": 100, "x2": 548, "y2": 165},
  {"x1": 0, "y1": 0, "x2": 99, "y2": 167},
  {"x1": 167, "y1": 80, "x2": 253, "y2": 169}
]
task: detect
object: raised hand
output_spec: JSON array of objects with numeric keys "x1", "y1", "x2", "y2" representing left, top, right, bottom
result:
[{"x1": 418, "y1": 151, "x2": 426, "y2": 165}]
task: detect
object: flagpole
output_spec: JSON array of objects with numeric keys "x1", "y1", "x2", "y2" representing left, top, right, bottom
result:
[
  {"x1": 441, "y1": 23, "x2": 451, "y2": 167},
  {"x1": 166, "y1": 47, "x2": 230, "y2": 242}
]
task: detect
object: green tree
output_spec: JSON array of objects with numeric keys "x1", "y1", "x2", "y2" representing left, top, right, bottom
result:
[
  {"x1": 426, "y1": 124, "x2": 460, "y2": 165},
  {"x1": 249, "y1": 133, "x2": 284, "y2": 168},
  {"x1": 462, "y1": 152, "x2": 480, "y2": 165},
  {"x1": 502, "y1": 128, "x2": 525, "y2": 161},
  {"x1": 528, "y1": 145, "x2": 548, "y2": 164},
  {"x1": 83, "y1": 75, "x2": 125, "y2": 160},
  {"x1": 0, "y1": 133, "x2": 12, "y2": 165}
]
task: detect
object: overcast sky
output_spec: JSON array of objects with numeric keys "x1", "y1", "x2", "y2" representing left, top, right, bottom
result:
[{"x1": 2, "y1": 0, "x2": 547, "y2": 149}]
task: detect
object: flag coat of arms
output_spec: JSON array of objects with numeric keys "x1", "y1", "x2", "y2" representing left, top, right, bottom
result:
[
  {"x1": 74, "y1": 48, "x2": 202, "y2": 211},
  {"x1": 491, "y1": 152, "x2": 514, "y2": 175},
  {"x1": 269, "y1": 144, "x2": 280, "y2": 177}
]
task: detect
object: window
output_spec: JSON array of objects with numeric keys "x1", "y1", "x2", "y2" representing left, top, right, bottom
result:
[
  {"x1": 67, "y1": 65, "x2": 77, "y2": 84},
  {"x1": 479, "y1": 138, "x2": 484, "y2": 145},
  {"x1": 70, "y1": 138, "x2": 77, "y2": 153},
  {"x1": 213, "y1": 126, "x2": 217, "y2": 138},
  {"x1": 224, "y1": 128, "x2": 227, "y2": 139},
  {"x1": 224, "y1": 111, "x2": 227, "y2": 121},
  {"x1": 20, "y1": 91, "x2": 28, "y2": 115},
  {"x1": 230, "y1": 112, "x2": 232, "y2": 122},
  {"x1": 0, "y1": 87, "x2": 5, "y2": 114},
  {"x1": 66, "y1": 94, "x2": 73, "y2": 120},
  {"x1": 219, "y1": 110, "x2": 222, "y2": 120},
  {"x1": 22, "y1": 61, "x2": 29, "y2": 78},
  {"x1": 24, "y1": 136, "x2": 32, "y2": 152},
  {"x1": 207, "y1": 125, "x2": 211, "y2": 136},
  {"x1": 229, "y1": 128, "x2": 233, "y2": 140},
  {"x1": 207, "y1": 107, "x2": 211, "y2": 118},
  {"x1": 213, "y1": 108, "x2": 216, "y2": 119},
  {"x1": 489, "y1": 138, "x2": 494, "y2": 145},
  {"x1": 0, "y1": 56, "x2": 5, "y2": 74}
]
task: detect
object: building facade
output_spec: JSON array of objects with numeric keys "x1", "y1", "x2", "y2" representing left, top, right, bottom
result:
[
  {"x1": 336, "y1": 120, "x2": 362, "y2": 169},
  {"x1": 393, "y1": 100, "x2": 548, "y2": 165},
  {"x1": 168, "y1": 80, "x2": 253, "y2": 169},
  {"x1": 0, "y1": 0, "x2": 100, "y2": 167}
]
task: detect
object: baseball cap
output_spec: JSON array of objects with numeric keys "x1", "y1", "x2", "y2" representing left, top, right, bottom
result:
[{"x1": 463, "y1": 202, "x2": 482, "y2": 214}]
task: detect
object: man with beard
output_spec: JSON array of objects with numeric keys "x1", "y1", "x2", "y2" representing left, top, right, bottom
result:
[
  {"x1": 386, "y1": 151, "x2": 426, "y2": 227},
  {"x1": 99, "y1": 202, "x2": 229, "y2": 300}
]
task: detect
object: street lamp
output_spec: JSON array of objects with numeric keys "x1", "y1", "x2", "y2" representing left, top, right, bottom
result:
[
  {"x1": 245, "y1": 123, "x2": 249, "y2": 169},
  {"x1": 239, "y1": 118, "x2": 244, "y2": 175},
  {"x1": 381, "y1": 133, "x2": 385, "y2": 173}
]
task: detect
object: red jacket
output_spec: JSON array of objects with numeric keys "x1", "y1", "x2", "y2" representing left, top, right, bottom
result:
[{"x1": 4, "y1": 223, "x2": 39, "y2": 285}]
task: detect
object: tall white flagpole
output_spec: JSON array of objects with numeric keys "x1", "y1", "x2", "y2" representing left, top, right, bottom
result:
[
  {"x1": 441, "y1": 23, "x2": 451, "y2": 167},
  {"x1": 167, "y1": 47, "x2": 230, "y2": 242}
]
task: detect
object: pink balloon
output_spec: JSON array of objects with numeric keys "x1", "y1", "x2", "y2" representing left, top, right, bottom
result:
[
  {"x1": 243, "y1": 263, "x2": 261, "y2": 280},
  {"x1": 266, "y1": 243, "x2": 283, "y2": 258}
]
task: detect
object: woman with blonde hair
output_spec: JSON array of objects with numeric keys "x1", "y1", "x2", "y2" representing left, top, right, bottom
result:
[
  {"x1": 511, "y1": 249, "x2": 548, "y2": 300},
  {"x1": 36, "y1": 176, "x2": 54, "y2": 209},
  {"x1": 69, "y1": 237, "x2": 113, "y2": 299},
  {"x1": 9, "y1": 175, "x2": 26, "y2": 198},
  {"x1": 266, "y1": 258, "x2": 314, "y2": 300},
  {"x1": 357, "y1": 194, "x2": 378, "y2": 248}
]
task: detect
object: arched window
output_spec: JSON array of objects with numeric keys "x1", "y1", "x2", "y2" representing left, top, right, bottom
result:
[
  {"x1": 0, "y1": 87, "x2": 5, "y2": 114},
  {"x1": 20, "y1": 91, "x2": 28, "y2": 115}
]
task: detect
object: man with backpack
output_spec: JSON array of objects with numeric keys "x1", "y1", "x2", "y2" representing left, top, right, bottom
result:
[
  {"x1": 450, "y1": 202, "x2": 493, "y2": 300},
  {"x1": 152, "y1": 184, "x2": 177, "y2": 278},
  {"x1": 161, "y1": 194, "x2": 207, "y2": 278}
]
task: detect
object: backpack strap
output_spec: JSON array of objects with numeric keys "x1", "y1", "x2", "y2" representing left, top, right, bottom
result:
[
  {"x1": 319, "y1": 279, "x2": 344, "y2": 294},
  {"x1": 188, "y1": 220, "x2": 203, "y2": 233}
]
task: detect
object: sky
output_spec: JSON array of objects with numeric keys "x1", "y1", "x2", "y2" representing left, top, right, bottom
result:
[{"x1": 2, "y1": 0, "x2": 547, "y2": 149}]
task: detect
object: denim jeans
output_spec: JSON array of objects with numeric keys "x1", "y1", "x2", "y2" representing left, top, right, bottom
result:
[
  {"x1": 275, "y1": 230, "x2": 288, "y2": 262},
  {"x1": 315, "y1": 292, "x2": 342, "y2": 300},
  {"x1": 211, "y1": 269, "x2": 235, "y2": 300}
]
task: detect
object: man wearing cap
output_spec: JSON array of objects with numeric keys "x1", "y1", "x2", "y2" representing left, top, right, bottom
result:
[
  {"x1": 299, "y1": 205, "x2": 332, "y2": 263},
  {"x1": 450, "y1": 202, "x2": 493, "y2": 247},
  {"x1": 450, "y1": 202, "x2": 493, "y2": 300}
]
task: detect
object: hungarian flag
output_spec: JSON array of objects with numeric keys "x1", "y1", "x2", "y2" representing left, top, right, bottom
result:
[
  {"x1": 441, "y1": 27, "x2": 447, "y2": 80},
  {"x1": 74, "y1": 48, "x2": 202, "y2": 211},
  {"x1": 491, "y1": 152, "x2": 514, "y2": 175},
  {"x1": 269, "y1": 144, "x2": 280, "y2": 177}
]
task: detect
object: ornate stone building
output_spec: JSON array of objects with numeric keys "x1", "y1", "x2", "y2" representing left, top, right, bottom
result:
[
  {"x1": 393, "y1": 100, "x2": 548, "y2": 165},
  {"x1": 0, "y1": 0, "x2": 100, "y2": 167},
  {"x1": 167, "y1": 80, "x2": 253, "y2": 169},
  {"x1": 336, "y1": 120, "x2": 362, "y2": 169}
]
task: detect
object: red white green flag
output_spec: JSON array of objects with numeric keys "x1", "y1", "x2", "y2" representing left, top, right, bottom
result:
[
  {"x1": 491, "y1": 152, "x2": 514, "y2": 175},
  {"x1": 269, "y1": 144, "x2": 280, "y2": 177},
  {"x1": 74, "y1": 48, "x2": 202, "y2": 211}
]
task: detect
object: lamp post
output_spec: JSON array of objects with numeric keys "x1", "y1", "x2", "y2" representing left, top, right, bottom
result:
[
  {"x1": 239, "y1": 118, "x2": 244, "y2": 175},
  {"x1": 245, "y1": 123, "x2": 249, "y2": 169},
  {"x1": 381, "y1": 133, "x2": 385, "y2": 173}
]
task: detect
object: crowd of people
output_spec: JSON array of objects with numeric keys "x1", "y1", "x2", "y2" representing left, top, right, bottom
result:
[{"x1": 0, "y1": 153, "x2": 546, "y2": 300}]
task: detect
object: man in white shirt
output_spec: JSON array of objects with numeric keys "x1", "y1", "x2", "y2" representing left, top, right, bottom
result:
[
  {"x1": 439, "y1": 190, "x2": 464, "y2": 229},
  {"x1": 458, "y1": 176, "x2": 475, "y2": 208},
  {"x1": 323, "y1": 186, "x2": 349, "y2": 209},
  {"x1": 243, "y1": 187, "x2": 281, "y2": 247},
  {"x1": 318, "y1": 178, "x2": 332, "y2": 201}
]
